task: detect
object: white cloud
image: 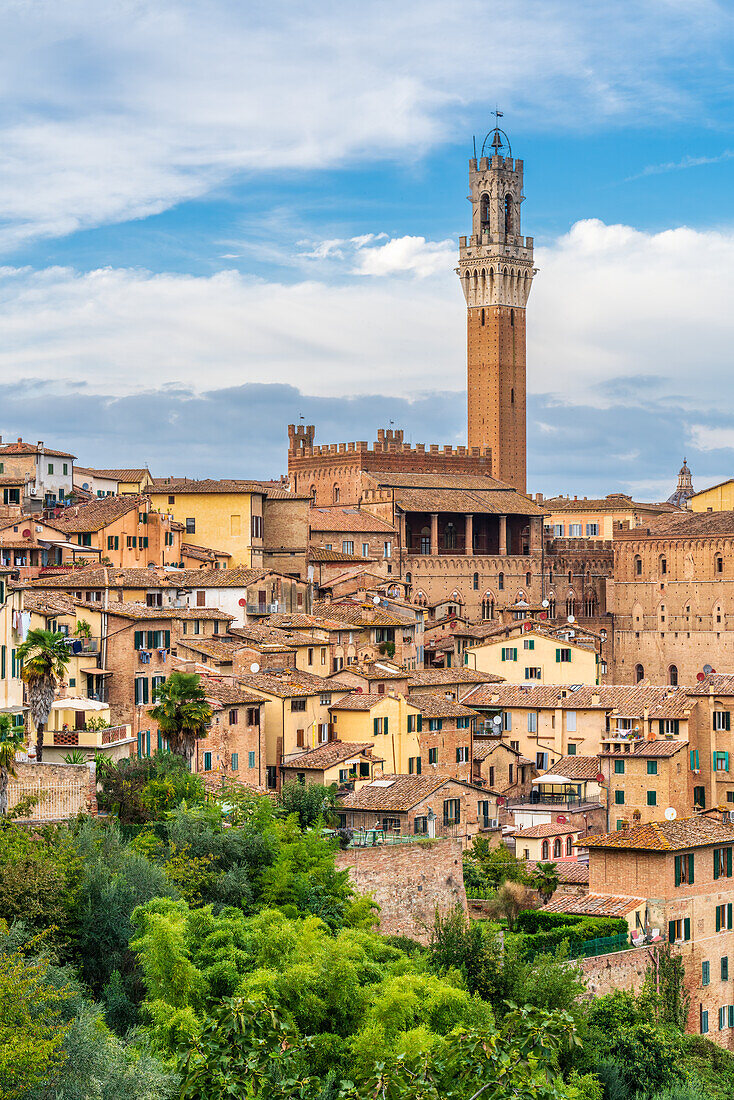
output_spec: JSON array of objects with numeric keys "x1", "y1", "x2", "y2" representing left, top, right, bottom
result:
[
  {"x1": 353, "y1": 236, "x2": 454, "y2": 277},
  {"x1": 0, "y1": 0, "x2": 730, "y2": 245},
  {"x1": 688, "y1": 425, "x2": 734, "y2": 451}
]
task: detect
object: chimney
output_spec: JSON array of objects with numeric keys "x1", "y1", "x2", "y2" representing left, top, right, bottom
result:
[
  {"x1": 38, "y1": 441, "x2": 44, "y2": 450},
  {"x1": 17, "y1": 437, "x2": 22, "y2": 443}
]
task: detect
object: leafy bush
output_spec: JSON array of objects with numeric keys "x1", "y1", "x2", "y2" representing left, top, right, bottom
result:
[
  {"x1": 516, "y1": 910, "x2": 628, "y2": 957},
  {"x1": 277, "y1": 781, "x2": 337, "y2": 828}
]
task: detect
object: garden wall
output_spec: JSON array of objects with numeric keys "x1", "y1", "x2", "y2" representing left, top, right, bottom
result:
[
  {"x1": 579, "y1": 945, "x2": 653, "y2": 998},
  {"x1": 335, "y1": 838, "x2": 467, "y2": 943},
  {"x1": 7, "y1": 761, "x2": 97, "y2": 822}
]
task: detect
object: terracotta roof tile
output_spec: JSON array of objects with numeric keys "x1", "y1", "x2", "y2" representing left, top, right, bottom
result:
[
  {"x1": 472, "y1": 740, "x2": 523, "y2": 762},
  {"x1": 525, "y1": 860, "x2": 589, "y2": 884},
  {"x1": 151, "y1": 478, "x2": 267, "y2": 495},
  {"x1": 582, "y1": 817, "x2": 734, "y2": 851},
  {"x1": 687, "y1": 673, "x2": 734, "y2": 696},
  {"x1": 409, "y1": 692, "x2": 479, "y2": 719},
  {"x1": 541, "y1": 893, "x2": 644, "y2": 917},
  {"x1": 75, "y1": 467, "x2": 150, "y2": 481},
  {"x1": 543, "y1": 493, "x2": 676, "y2": 514},
  {"x1": 600, "y1": 739, "x2": 686, "y2": 759},
  {"x1": 235, "y1": 668, "x2": 333, "y2": 698},
  {"x1": 198, "y1": 676, "x2": 264, "y2": 707},
  {"x1": 513, "y1": 823, "x2": 579, "y2": 838},
  {"x1": 182, "y1": 543, "x2": 232, "y2": 561},
  {"x1": 282, "y1": 741, "x2": 380, "y2": 770},
  {"x1": 50, "y1": 495, "x2": 149, "y2": 534},
  {"x1": 310, "y1": 546, "x2": 375, "y2": 562},
  {"x1": 105, "y1": 601, "x2": 232, "y2": 621},
  {"x1": 0, "y1": 441, "x2": 75, "y2": 458},
  {"x1": 177, "y1": 637, "x2": 242, "y2": 662},
  {"x1": 540, "y1": 755, "x2": 601, "y2": 781},
  {"x1": 309, "y1": 507, "x2": 396, "y2": 533},
  {"x1": 330, "y1": 692, "x2": 415, "y2": 712},
  {"x1": 311, "y1": 599, "x2": 415, "y2": 628},
  {"x1": 463, "y1": 683, "x2": 693, "y2": 717},
  {"x1": 22, "y1": 566, "x2": 182, "y2": 589},
  {"x1": 170, "y1": 567, "x2": 274, "y2": 588},
  {"x1": 338, "y1": 773, "x2": 468, "y2": 812},
  {"x1": 408, "y1": 668, "x2": 503, "y2": 689},
  {"x1": 617, "y1": 509, "x2": 734, "y2": 540}
]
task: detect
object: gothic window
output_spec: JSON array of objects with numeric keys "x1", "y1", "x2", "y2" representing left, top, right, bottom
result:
[
  {"x1": 480, "y1": 193, "x2": 490, "y2": 231},
  {"x1": 716, "y1": 554, "x2": 724, "y2": 574},
  {"x1": 511, "y1": 388, "x2": 515, "y2": 404},
  {"x1": 333, "y1": 484, "x2": 340, "y2": 503},
  {"x1": 568, "y1": 570, "x2": 572, "y2": 583},
  {"x1": 498, "y1": 572, "x2": 504, "y2": 591},
  {"x1": 504, "y1": 193, "x2": 512, "y2": 236},
  {"x1": 566, "y1": 835, "x2": 573, "y2": 856},
  {"x1": 481, "y1": 596, "x2": 494, "y2": 620},
  {"x1": 510, "y1": 308, "x2": 515, "y2": 327},
  {"x1": 634, "y1": 555, "x2": 642, "y2": 576},
  {"x1": 553, "y1": 838, "x2": 562, "y2": 858},
  {"x1": 473, "y1": 572, "x2": 479, "y2": 590},
  {"x1": 548, "y1": 596, "x2": 556, "y2": 618},
  {"x1": 584, "y1": 593, "x2": 597, "y2": 617},
  {"x1": 566, "y1": 595, "x2": 575, "y2": 618},
  {"x1": 405, "y1": 572, "x2": 412, "y2": 587},
  {"x1": 669, "y1": 665, "x2": 678, "y2": 687},
  {"x1": 635, "y1": 663, "x2": 644, "y2": 684},
  {"x1": 659, "y1": 555, "x2": 667, "y2": 576},
  {"x1": 420, "y1": 527, "x2": 430, "y2": 555},
  {"x1": 541, "y1": 840, "x2": 549, "y2": 860},
  {"x1": 481, "y1": 308, "x2": 485, "y2": 326},
  {"x1": 525, "y1": 572, "x2": 531, "y2": 587},
  {"x1": 444, "y1": 522, "x2": 456, "y2": 550}
]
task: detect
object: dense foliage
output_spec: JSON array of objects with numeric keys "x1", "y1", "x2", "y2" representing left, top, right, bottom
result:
[{"x1": 1, "y1": 753, "x2": 733, "y2": 1099}]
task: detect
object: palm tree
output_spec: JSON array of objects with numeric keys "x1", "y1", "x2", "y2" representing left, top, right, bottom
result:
[
  {"x1": 17, "y1": 629, "x2": 71, "y2": 763},
  {"x1": 149, "y1": 671, "x2": 213, "y2": 765},
  {"x1": 530, "y1": 861, "x2": 560, "y2": 904}
]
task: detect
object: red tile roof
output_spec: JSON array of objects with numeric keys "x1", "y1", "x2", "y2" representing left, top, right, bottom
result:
[
  {"x1": 541, "y1": 893, "x2": 644, "y2": 917},
  {"x1": 0, "y1": 441, "x2": 75, "y2": 458},
  {"x1": 282, "y1": 741, "x2": 380, "y2": 770},
  {"x1": 50, "y1": 495, "x2": 148, "y2": 534},
  {"x1": 583, "y1": 817, "x2": 734, "y2": 851},
  {"x1": 540, "y1": 755, "x2": 601, "y2": 781},
  {"x1": 338, "y1": 773, "x2": 468, "y2": 812},
  {"x1": 513, "y1": 823, "x2": 578, "y2": 839},
  {"x1": 309, "y1": 507, "x2": 395, "y2": 533}
]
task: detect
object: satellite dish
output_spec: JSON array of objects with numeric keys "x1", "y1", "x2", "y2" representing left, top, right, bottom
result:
[
  {"x1": 567, "y1": 615, "x2": 575, "y2": 624},
  {"x1": 542, "y1": 599, "x2": 549, "y2": 608},
  {"x1": 373, "y1": 596, "x2": 381, "y2": 605},
  {"x1": 492, "y1": 715, "x2": 502, "y2": 726},
  {"x1": 250, "y1": 662, "x2": 260, "y2": 674},
  {"x1": 238, "y1": 598, "x2": 247, "y2": 608},
  {"x1": 665, "y1": 807, "x2": 677, "y2": 821},
  {"x1": 704, "y1": 664, "x2": 713, "y2": 675}
]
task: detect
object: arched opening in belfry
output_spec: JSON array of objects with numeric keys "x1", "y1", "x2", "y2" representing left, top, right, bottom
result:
[
  {"x1": 504, "y1": 193, "x2": 512, "y2": 236},
  {"x1": 480, "y1": 193, "x2": 490, "y2": 233}
]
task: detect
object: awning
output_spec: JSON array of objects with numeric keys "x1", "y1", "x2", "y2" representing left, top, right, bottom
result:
[
  {"x1": 81, "y1": 667, "x2": 113, "y2": 675},
  {"x1": 532, "y1": 774, "x2": 577, "y2": 785},
  {"x1": 50, "y1": 697, "x2": 108, "y2": 711},
  {"x1": 38, "y1": 539, "x2": 102, "y2": 553}
]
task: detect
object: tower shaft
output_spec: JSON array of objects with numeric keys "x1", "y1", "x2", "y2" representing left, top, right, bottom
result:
[{"x1": 458, "y1": 148, "x2": 535, "y2": 493}]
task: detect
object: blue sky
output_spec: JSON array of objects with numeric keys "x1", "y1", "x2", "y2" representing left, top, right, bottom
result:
[{"x1": 2, "y1": 0, "x2": 734, "y2": 499}]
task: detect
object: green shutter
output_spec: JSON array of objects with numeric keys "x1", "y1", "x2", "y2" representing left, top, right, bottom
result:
[
  {"x1": 669, "y1": 920, "x2": 676, "y2": 942},
  {"x1": 715, "y1": 850, "x2": 721, "y2": 880},
  {"x1": 373, "y1": 717, "x2": 379, "y2": 736},
  {"x1": 555, "y1": 648, "x2": 561, "y2": 662},
  {"x1": 142, "y1": 678, "x2": 149, "y2": 705},
  {"x1": 384, "y1": 717, "x2": 389, "y2": 736},
  {"x1": 674, "y1": 855, "x2": 681, "y2": 887},
  {"x1": 134, "y1": 630, "x2": 143, "y2": 649},
  {"x1": 689, "y1": 853, "x2": 695, "y2": 884},
  {"x1": 146, "y1": 630, "x2": 155, "y2": 649},
  {"x1": 417, "y1": 713, "x2": 422, "y2": 732},
  {"x1": 703, "y1": 960, "x2": 710, "y2": 985},
  {"x1": 10, "y1": 650, "x2": 15, "y2": 678},
  {"x1": 727, "y1": 752, "x2": 731, "y2": 772},
  {"x1": 728, "y1": 848, "x2": 732, "y2": 878},
  {"x1": 690, "y1": 749, "x2": 696, "y2": 770},
  {"x1": 728, "y1": 903, "x2": 732, "y2": 929},
  {"x1": 696, "y1": 749, "x2": 700, "y2": 769},
  {"x1": 717, "y1": 907, "x2": 721, "y2": 933},
  {"x1": 0, "y1": 646, "x2": 4, "y2": 679},
  {"x1": 684, "y1": 916, "x2": 691, "y2": 941},
  {"x1": 164, "y1": 629, "x2": 170, "y2": 649}
]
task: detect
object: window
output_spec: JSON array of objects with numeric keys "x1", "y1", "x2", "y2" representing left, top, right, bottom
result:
[
  {"x1": 553, "y1": 523, "x2": 564, "y2": 537},
  {"x1": 342, "y1": 540, "x2": 354, "y2": 555},
  {"x1": 251, "y1": 515, "x2": 263, "y2": 539},
  {"x1": 541, "y1": 840, "x2": 549, "y2": 860},
  {"x1": 362, "y1": 543, "x2": 369, "y2": 557},
  {"x1": 443, "y1": 798, "x2": 461, "y2": 826},
  {"x1": 203, "y1": 751, "x2": 212, "y2": 771},
  {"x1": 556, "y1": 647, "x2": 571, "y2": 663},
  {"x1": 566, "y1": 711, "x2": 577, "y2": 732},
  {"x1": 456, "y1": 747, "x2": 469, "y2": 763},
  {"x1": 525, "y1": 667, "x2": 541, "y2": 679},
  {"x1": 307, "y1": 647, "x2": 314, "y2": 665},
  {"x1": 473, "y1": 572, "x2": 479, "y2": 590},
  {"x1": 668, "y1": 918, "x2": 691, "y2": 943},
  {"x1": 717, "y1": 903, "x2": 734, "y2": 932},
  {"x1": 229, "y1": 708, "x2": 238, "y2": 725},
  {"x1": 701, "y1": 1008, "x2": 709, "y2": 1034},
  {"x1": 714, "y1": 751, "x2": 730, "y2": 772},
  {"x1": 408, "y1": 756, "x2": 422, "y2": 774},
  {"x1": 457, "y1": 717, "x2": 470, "y2": 729},
  {"x1": 647, "y1": 790, "x2": 657, "y2": 806},
  {"x1": 716, "y1": 554, "x2": 724, "y2": 574},
  {"x1": 333, "y1": 485, "x2": 340, "y2": 503},
  {"x1": 723, "y1": 957, "x2": 729, "y2": 981},
  {"x1": 553, "y1": 837, "x2": 562, "y2": 858},
  {"x1": 414, "y1": 816, "x2": 428, "y2": 835},
  {"x1": 674, "y1": 852, "x2": 695, "y2": 886},
  {"x1": 248, "y1": 750, "x2": 256, "y2": 769},
  {"x1": 694, "y1": 785, "x2": 706, "y2": 809},
  {"x1": 384, "y1": 541, "x2": 392, "y2": 559},
  {"x1": 635, "y1": 663, "x2": 644, "y2": 683},
  {"x1": 714, "y1": 711, "x2": 731, "y2": 731},
  {"x1": 614, "y1": 759, "x2": 625, "y2": 774},
  {"x1": 660, "y1": 557, "x2": 667, "y2": 575},
  {"x1": 428, "y1": 748, "x2": 438, "y2": 764},
  {"x1": 498, "y1": 573, "x2": 504, "y2": 591},
  {"x1": 47, "y1": 463, "x2": 54, "y2": 474},
  {"x1": 703, "y1": 961, "x2": 711, "y2": 986},
  {"x1": 646, "y1": 760, "x2": 658, "y2": 775},
  {"x1": 586, "y1": 523, "x2": 599, "y2": 536},
  {"x1": 266, "y1": 766, "x2": 277, "y2": 789},
  {"x1": 373, "y1": 716, "x2": 388, "y2": 735},
  {"x1": 291, "y1": 699, "x2": 307, "y2": 712},
  {"x1": 660, "y1": 718, "x2": 679, "y2": 736},
  {"x1": 501, "y1": 647, "x2": 517, "y2": 662},
  {"x1": 428, "y1": 718, "x2": 443, "y2": 732},
  {"x1": 614, "y1": 790, "x2": 625, "y2": 805},
  {"x1": 134, "y1": 678, "x2": 149, "y2": 705},
  {"x1": 566, "y1": 835, "x2": 573, "y2": 855},
  {"x1": 230, "y1": 752, "x2": 239, "y2": 771},
  {"x1": 567, "y1": 744, "x2": 577, "y2": 755},
  {"x1": 536, "y1": 751, "x2": 548, "y2": 771},
  {"x1": 247, "y1": 707, "x2": 260, "y2": 726},
  {"x1": 635, "y1": 556, "x2": 642, "y2": 576},
  {"x1": 669, "y1": 665, "x2": 678, "y2": 686},
  {"x1": 569, "y1": 523, "x2": 582, "y2": 537},
  {"x1": 527, "y1": 712, "x2": 537, "y2": 733},
  {"x1": 185, "y1": 518, "x2": 196, "y2": 534},
  {"x1": 714, "y1": 847, "x2": 733, "y2": 880}
]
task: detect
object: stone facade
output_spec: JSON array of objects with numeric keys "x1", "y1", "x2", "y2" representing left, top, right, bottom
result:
[
  {"x1": 334, "y1": 837, "x2": 467, "y2": 943},
  {"x1": 8, "y1": 761, "x2": 97, "y2": 822}
]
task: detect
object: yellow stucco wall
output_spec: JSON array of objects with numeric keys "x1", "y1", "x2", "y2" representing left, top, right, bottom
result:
[
  {"x1": 690, "y1": 481, "x2": 734, "y2": 513},
  {"x1": 466, "y1": 631, "x2": 598, "y2": 685},
  {"x1": 330, "y1": 696, "x2": 422, "y2": 773},
  {"x1": 149, "y1": 490, "x2": 262, "y2": 566},
  {"x1": 0, "y1": 584, "x2": 24, "y2": 716}
]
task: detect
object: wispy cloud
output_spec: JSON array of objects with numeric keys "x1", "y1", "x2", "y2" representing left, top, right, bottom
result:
[{"x1": 625, "y1": 150, "x2": 734, "y2": 182}]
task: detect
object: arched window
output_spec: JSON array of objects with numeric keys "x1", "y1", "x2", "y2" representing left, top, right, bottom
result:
[
  {"x1": 566, "y1": 835, "x2": 573, "y2": 856},
  {"x1": 473, "y1": 572, "x2": 479, "y2": 590},
  {"x1": 481, "y1": 596, "x2": 494, "y2": 620},
  {"x1": 504, "y1": 193, "x2": 512, "y2": 236},
  {"x1": 333, "y1": 484, "x2": 340, "y2": 503},
  {"x1": 405, "y1": 571, "x2": 412, "y2": 588},
  {"x1": 584, "y1": 593, "x2": 597, "y2": 617},
  {"x1": 480, "y1": 193, "x2": 490, "y2": 231},
  {"x1": 541, "y1": 839, "x2": 549, "y2": 861},
  {"x1": 659, "y1": 555, "x2": 667, "y2": 576},
  {"x1": 668, "y1": 665, "x2": 678, "y2": 686},
  {"x1": 309, "y1": 485, "x2": 316, "y2": 501},
  {"x1": 420, "y1": 527, "x2": 430, "y2": 555},
  {"x1": 634, "y1": 555, "x2": 642, "y2": 576},
  {"x1": 716, "y1": 554, "x2": 724, "y2": 574},
  {"x1": 498, "y1": 572, "x2": 504, "y2": 591},
  {"x1": 635, "y1": 663, "x2": 644, "y2": 684},
  {"x1": 568, "y1": 570, "x2": 572, "y2": 583},
  {"x1": 553, "y1": 837, "x2": 562, "y2": 859},
  {"x1": 444, "y1": 522, "x2": 456, "y2": 550},
  {"x1": 566, "y1": 595, "x2": 575, "y2": 618},
  {"x1": 525, "y1": 571, "x2": 531, "y2": 587},
  {"x1": 548, "y1": 596, "x2": 556, "y2": 618}
]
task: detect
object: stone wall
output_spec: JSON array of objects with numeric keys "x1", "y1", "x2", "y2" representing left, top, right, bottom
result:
[
  {"x1": 335, "y1": 837, "x2": 467, "y2": 943},
  {"x1": 8, "y1": 761, "x2": 97, "y2": 821},
  {"x1": 580, "y1": 945, "x2": 653, "y2": 998}
]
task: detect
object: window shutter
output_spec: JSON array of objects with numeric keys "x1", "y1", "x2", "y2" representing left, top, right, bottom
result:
[
  {"x1": 729, "y1": 1005, "x2": 734, "y2": 1028},
  {"x1": 373, "y1": 717, "x2": 379, "y2": 736},
  {"x1": 696, "y1": 749, "x2": 700, "y2": 769},
  {"x1": 728, "y1": 903, "x2": 732, "y2": 929},
  {"x1": 417, "y1": 714, "x2": 422, "y2": 732},
  {"x1": 703, "y1": 961, "x2": 710, "y2": 985},
  {"x1": 690, "y1": 749, "x2": 695, "y2": 770},
  {"x1": 715, "y1": 851, "x2": 721, "y2": 880},
  {"x1": 684, "y1": 916, "x2": 691, "y2": 941},
  {"x1": 728, "y1": 712, "x2": 732, "y2": 732},
  {"x1": 384, "y1": 717, "x2": 389, "y2": 736},
  {"x1": 674, "y1": 855, "x2": 681, "y2": 887},
  {"x1": 134, "y1": 630, "x2": 143, "y2": 649},
  {"x1": 157, "y1": 731, "x2": 162, "y2": 752},
  {"x1": 164, "y1": 630, "x2": 170, "y2": 649},
  {"x1": 142, "y1": 678, "x2": 149, "y2": 704},
  {"x1": 689, "y1": 853, "x2": 695, "y2": 884},
  {"x1": 456, "y1": 748, "x2": 461, "y2": 763},
  {"x1": 505, "y1": 712, "x2": 512, "y2": 731},
  {"x1": 720, "y1": 1007, "x2": 725, "y2": 1031},
  {"x1": 146, "y1": 630, "x2": 155, "y2": 649},
  {"x1": 0, "y1": 646, "x2": 4, "y2": 679},
  {"x1": 669, "y1": 919, "x2": 676, "y2": 942},
  {"x1": 728, "y1": 848, "x2": 732, "y2": 878},
  {"x1": 555, "y1": 648, "x2": 561, "y2": 662},
  {"x1": 727, "y1": 752, "x2": 731, "y2": 772},
  {"x1": 717, "y1": 907, "x2": 722, "y2": 933}
]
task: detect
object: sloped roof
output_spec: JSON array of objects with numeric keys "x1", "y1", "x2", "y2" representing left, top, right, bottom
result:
[
  {"x1": 600, "y1": 739, "x2": 686, "y2": 759},
  {"x1": 541, "y1": 893, "x2": 644, "y2": 917},
  {"x1": 182, "y1": 543, "x2": 232, "y2": 561},
  {"x1": 618, "y1": 509, "x2": 734, "y2": 540},
  {"x1": 282, "y1": 741, "x2": 379, "y2": 770},
  {"x1": 408, "y1": 668, "x2": 503, "y2": 689},
  {"x1": 583, "y1": 817, "x2": 734, "y2": 851},
  {"x1": 105, "y1": 601, "x2": 232, "y2": 621},
  {"x1": 543, "y1": 493, "x2": 676, "y2": 514},
  {"x1": 75, "y1": 467, "x2": 150, "y2": 481},
  {"x1": 330, "y1": 692, "x2": 417, "y2": 712},
  {"x1": 150, "y1": 478, "x2": 267, "y2": 495},
  {"x1": 513, "y1": 823, "x2": 578, "y2": 839},
  {"x1": 409, "y1": 692, "x2": 479, "y2": 719},
  {"x1": 198, "y1": 676, "x2": 264, "y2": 707},
  {"x1": 235, "y1": 668, "x2": 333, "y2": 698},
  {"x1": 526, "y1": 860, "x2": 589, "y2": 885},
  {"x1": 310, "y1": 546, "x2": 374, "y2": 563},
  {"x1": 687, "y1": 673, "x2": 734, "y2": 697},
  {"x1": 0, "y1": 441, "x2": 75, "y2": 458},
  {"x1": 51, "y1": 495, "x2": 148, "y2": 533},
  {"x1": 171, "y1": 567, "x2": 275, "y2": 588},
  {"x1": 539, "y1": 755, "x2": 600, "y2": 782},
  {"x1": 339, "y1": 773, "x2": 465, "y2": 812},
  {"x1": 464, "y1": 683, "x2": 693, "y2": 717},
  {"x1": 21, "y1": 566, "x2": 183, "y2": 589},
  {"x1": 177, "y1": 637, "x2": 242, "y2": 662},
  {"x1": 309, "y1": 507, "x2": 395, "y2": 533}
]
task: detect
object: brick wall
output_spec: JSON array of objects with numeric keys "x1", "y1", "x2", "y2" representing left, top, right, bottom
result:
[
  {"x1": 195, "y1": 703, "x2": 266, "y2": 788},
  {"x1": 335, "y1": 837, "x2": 467, "y2": 942},
  {"x1": 580, "y1": 945, "x2": 652, "y2": 998},
  {"x1": 419, "y1": 719, "x2": 474, "y2": 783}
]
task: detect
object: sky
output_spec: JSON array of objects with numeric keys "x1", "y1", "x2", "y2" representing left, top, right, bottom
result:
[{"x1": 2, "y1": 0, "x2": 734, "y2": 498}]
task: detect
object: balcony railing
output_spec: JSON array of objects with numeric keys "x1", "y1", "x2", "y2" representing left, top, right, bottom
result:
[{"x1": 504, "y1": 792, "x2": 604, "y2": 809}]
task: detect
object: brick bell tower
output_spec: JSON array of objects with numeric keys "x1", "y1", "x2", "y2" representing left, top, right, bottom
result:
[{"x1": 458, "y1": 120, "x2": 536, "y2": 493}]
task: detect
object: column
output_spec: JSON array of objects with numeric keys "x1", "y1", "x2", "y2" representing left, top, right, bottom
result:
[
  {"x1": 529, "y1": 515, "x2": 543, "y2": 551},
  {"x1": 430, "y1": 513, "x2": 439, "y2": 557},
  {"x1": 398, "y1": 511, "x2": 407, "y2": 553},
  {"x1": 465, "y1": 513, "x2": 474, "y2": 555},
  {"x1": 499, "y1": 515, "x2": 507, "y2": 556}
]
